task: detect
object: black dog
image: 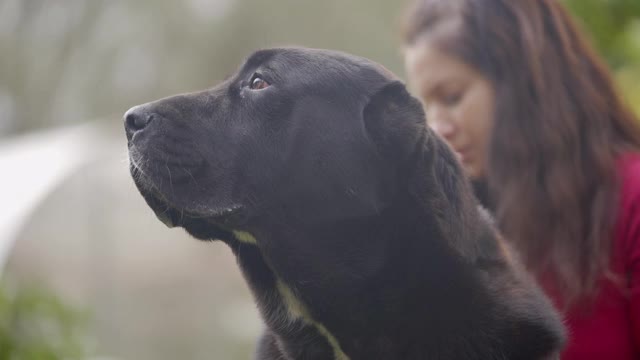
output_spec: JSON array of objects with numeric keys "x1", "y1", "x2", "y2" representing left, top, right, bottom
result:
[{"x1": 124, "y1": 48, "x2": 565, "y2": 359}]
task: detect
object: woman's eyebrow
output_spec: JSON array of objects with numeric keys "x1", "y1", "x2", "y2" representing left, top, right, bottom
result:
[{"x1": 422, "y1": 80, "x2": 447, "y2": 99}]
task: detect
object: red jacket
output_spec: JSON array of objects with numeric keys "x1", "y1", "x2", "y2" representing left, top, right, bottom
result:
[{"x1": 542, "y1": 153, "x2": 640, "y2": 359}]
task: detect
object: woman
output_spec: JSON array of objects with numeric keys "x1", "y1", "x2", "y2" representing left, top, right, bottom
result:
[{"x1": 402, "y1": 0, "x2": 640, "y2": 359}]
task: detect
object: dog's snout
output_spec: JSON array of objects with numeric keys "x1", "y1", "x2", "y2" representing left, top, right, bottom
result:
[{"x1": 124, "y1": 106, "x2": 155, "y2": 137}]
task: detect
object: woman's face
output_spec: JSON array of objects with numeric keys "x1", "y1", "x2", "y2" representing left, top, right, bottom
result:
[{"x1": 404, "y1": 41, "x2": 496, "y2": 179}]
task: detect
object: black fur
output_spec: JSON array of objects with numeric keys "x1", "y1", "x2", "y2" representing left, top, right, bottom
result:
[{"x1": 124, "y1": 47, "x2": 565, "y2": 359}]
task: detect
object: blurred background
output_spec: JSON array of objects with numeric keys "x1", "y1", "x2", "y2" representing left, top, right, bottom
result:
[{"x1": 0, "y1": 0, "x2": 638, "y2": 359}]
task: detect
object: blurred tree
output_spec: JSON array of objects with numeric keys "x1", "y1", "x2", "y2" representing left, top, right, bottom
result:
[
  {"x1": 0, "y1": 0, "x2": 638, "y2": 138},
  {"x1": 565, "y1": 0, "x2": 640, "y2": 115},
  {"x1": 0, "y1": 0, "x2": 407, "y2": 138}
]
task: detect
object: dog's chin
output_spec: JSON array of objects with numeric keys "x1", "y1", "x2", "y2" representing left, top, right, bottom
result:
[
  {"x1": 140, "y1": 188, "x2": 245, "y2": 242},
  {"x1": 130, "y1": 166, "x2": 245, "y2": 242}
]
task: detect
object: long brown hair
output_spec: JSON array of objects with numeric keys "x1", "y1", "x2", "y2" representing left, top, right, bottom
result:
[{"x1": 402, "y1": 0, "x2": 640, "y2": 304}]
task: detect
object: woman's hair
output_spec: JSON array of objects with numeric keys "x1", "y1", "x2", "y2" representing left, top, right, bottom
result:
[{"x1": 403, "y1": 0, "x2": 640, "y2": 304}]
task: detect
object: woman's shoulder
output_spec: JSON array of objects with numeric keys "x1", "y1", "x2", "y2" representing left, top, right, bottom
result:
[
  {"x1": 618, "y1": 152, "x2": 640, "y2": 198},
  {"x1": 614, "y1": 152, "x2": 640, "y2": 258}
]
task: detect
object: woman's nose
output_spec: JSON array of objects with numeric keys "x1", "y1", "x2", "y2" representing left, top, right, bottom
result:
[
  {"x1": 431, "y1": 120, "x2": 456, "y2": 138},
  {"x1": 428, "y1": 109, "x2": 457, "y2": 139}
]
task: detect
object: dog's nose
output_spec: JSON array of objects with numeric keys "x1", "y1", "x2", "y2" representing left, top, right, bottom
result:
[{"x1": 124, "y1": 106, "x2": 155, "y2": 136}]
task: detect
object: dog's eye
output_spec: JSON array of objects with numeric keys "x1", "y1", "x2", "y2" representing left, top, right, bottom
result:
[{"x1": 249, "y1": 74, "x2": 270, "y2": 90}]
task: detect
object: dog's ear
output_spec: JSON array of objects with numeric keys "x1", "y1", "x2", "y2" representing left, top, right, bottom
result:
[{"x1": 362, "y1": 81, "x2": 427, "y2": 160}]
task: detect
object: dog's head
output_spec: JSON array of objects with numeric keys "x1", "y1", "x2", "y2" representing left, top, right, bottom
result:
[{"x1": 125, "y1": 48, "x2": 426, "y2": 240}]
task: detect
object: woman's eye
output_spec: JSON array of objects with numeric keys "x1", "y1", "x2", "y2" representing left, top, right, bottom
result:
[
  {"x1": 442, "y1": 92, "x2": 462, "y2": 106},
  {"x1": 249, "y1": 75, "x2": 270, "y2": 90}
]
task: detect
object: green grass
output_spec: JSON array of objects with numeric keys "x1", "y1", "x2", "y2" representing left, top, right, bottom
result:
[{"x1": 0, "y1": 284, "x2": 89, "y2": 360}]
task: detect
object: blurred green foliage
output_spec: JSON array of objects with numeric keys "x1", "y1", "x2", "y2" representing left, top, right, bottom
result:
[
  {"x1": 0, "y1": 284, "x2": 88, "y2": 360},
  {"x1": 565, "y1": 0, "x2": 640, "y2": 115}
]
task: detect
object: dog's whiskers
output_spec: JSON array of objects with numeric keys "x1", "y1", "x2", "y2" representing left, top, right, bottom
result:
[
  {"x1": 183, "y1": 167, "x2": 200, "y2": 188},
  {"x1": 165, "y1": 163, "x2": 175, "y2": 196},
  {"x1": 120, "y1": 148, "x2": 133, "y2": 167}
]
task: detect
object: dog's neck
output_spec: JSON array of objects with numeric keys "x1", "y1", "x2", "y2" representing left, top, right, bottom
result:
[{"x1": 223, "y1": 147, "x2": 498, "y2": 358}]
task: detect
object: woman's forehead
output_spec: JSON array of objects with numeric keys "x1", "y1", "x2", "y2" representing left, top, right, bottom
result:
[{"x1": 405, "y1": 43, "x2": 479, "y2": 93}]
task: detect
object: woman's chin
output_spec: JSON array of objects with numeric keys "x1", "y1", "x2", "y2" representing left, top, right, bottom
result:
[{"x1": 462, "y1": 163, "x2": 485, "y2": 180}]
